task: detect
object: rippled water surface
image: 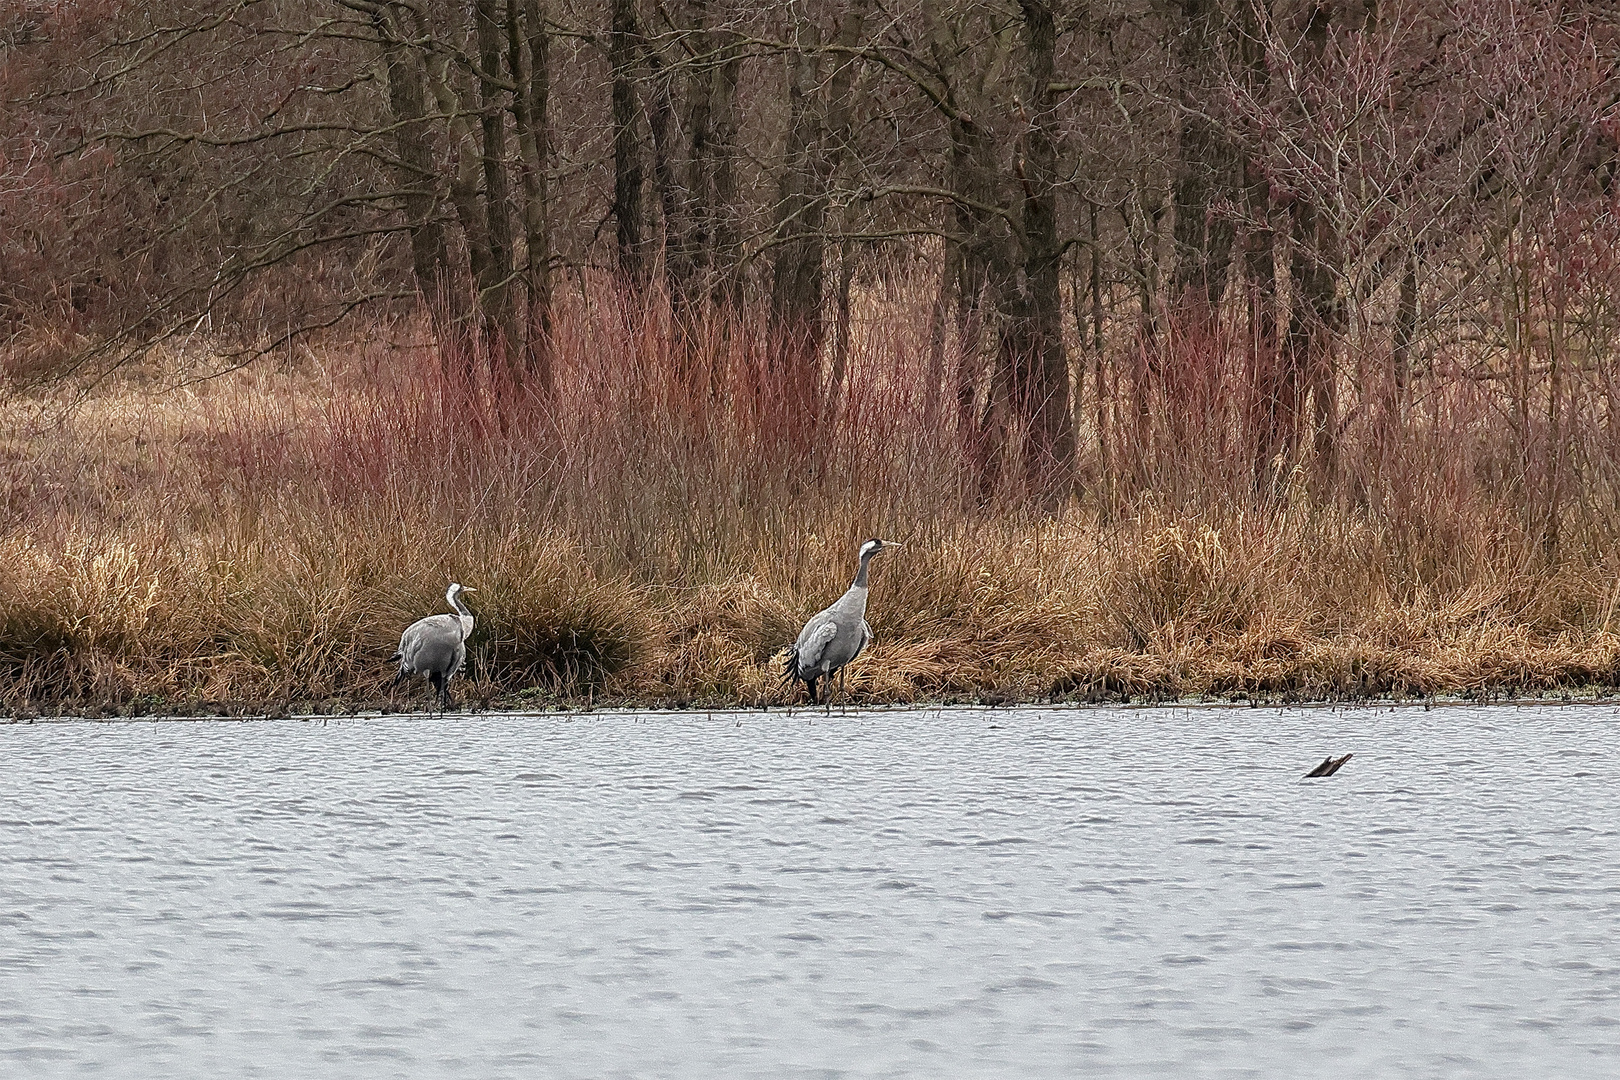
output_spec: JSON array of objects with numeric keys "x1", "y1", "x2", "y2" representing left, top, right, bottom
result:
[{"x1": 3, "y1": 705, "x2": 1619, "y2": 1078}]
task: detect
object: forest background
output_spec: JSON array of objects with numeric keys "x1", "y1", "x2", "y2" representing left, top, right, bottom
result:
[{"x1": 2, "y1": 0, "x2": 1618, "y2": 714}]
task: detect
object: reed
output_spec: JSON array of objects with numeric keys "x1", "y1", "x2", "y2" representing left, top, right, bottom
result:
[{"x1": 3, "y1": 282, "x2": 1619, "y2": 714}]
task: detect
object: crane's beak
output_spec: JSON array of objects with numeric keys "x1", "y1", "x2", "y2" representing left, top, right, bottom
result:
[
  {"x1": 884, "y1": 541, "x2": 903, "y2": 549},
  {"x1": 463, "y1": 587, "x2": 478, "y2": 594}
]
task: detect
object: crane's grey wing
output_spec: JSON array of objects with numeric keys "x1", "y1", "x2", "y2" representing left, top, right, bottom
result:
[
  {"x1": 398, "y1": 614, "x2": 463, "y2": 675},
  {"x1": 795, "y1": 620, "x2": 841, "y2": 675},
  {"x1": 817, "y1": 619, "x2": 872, "y2": 674},
  {"x1": 850, "y1": 620, "x2": 872, "y2": 662},
  {"x1": 396, "y1": 622, "x2": 423, "y2": 672},
  {"x1": 795, "y1": 606, "x2": 831, "y2": 649}
]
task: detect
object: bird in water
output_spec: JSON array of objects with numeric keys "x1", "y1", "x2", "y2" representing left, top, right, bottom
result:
[
  {"x1": 785, "y1": 538, "x2": 901, "y2": 707},
  {"x1": 391, "y1": 582, "x2": 477, "y2": 709},
  {"x1": 1304, "y1": 753, "x2": 1353, "y2": 778}
]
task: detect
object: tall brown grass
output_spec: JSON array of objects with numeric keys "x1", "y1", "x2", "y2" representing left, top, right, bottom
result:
[{"x1": 4, "y1": 280, "x2": 1620, "y2": 715}]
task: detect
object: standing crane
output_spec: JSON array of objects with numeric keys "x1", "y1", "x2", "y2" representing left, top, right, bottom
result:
[
  {"x1": 391, "y1": 582, "x2": 477, "y2": 709},
  {"x1": 784, "y1": 538, "x2": 900, "y2": 707}
]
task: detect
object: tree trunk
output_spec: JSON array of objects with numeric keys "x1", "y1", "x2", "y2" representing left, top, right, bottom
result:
[
  {"x1": 954, "y1": 259, "x2": 988, "y2": 440},
  {"x1": 768, "y1": 11, "x2": 825, "y2": 361},
  {"x1": 920, "y1": 0, "x2": 1004, "y2": 448},
  {"x1": 825, "y1": 237, "x2": 856, "y2": 423},
  {"x1": 924, "y1": 239, "x2": 956, "y2": 428},
  {"x1": 508, "y1": 0, "x2": 552, "y2": 386},
  {"x1": 1245, "y1": 196, "x2": 1283, "y2": 490},
  {"x1": 474, "y1": 0, "x2": 518, "y2": 360},
  {"x1": 1286, "y1": 197, "x2": 1341, "y2": 474},
  {"x1": 639, "y1": 32, "x2": 688, "y2": 302},
  {"x1": 1170, "y1": 0, "x2": 1239, "y2": 313},
  {"x1": 374, "y1": 7, "x2": 449, "y2": 312},
  {"x1": 1011, "y1": 0, "x2": 1074, "y2": 494},
  {"x1": 678, "y1": 0, "x2": 713, "y2": 310},
  {"x1": 1089, "y1": 200, "x2": 1111, "y2": 505},
  {"x1": 609, "y1": 0, "x2": 646, "y2": 284},
  {"x1": 769, "y1": 0, "x2": 869, "y2": 370},
  {"x1": 706, "y1": 22, "x2": 742, "y2": 310},
  {"x1": 1282, "y1": 2, "x2": 1344, "y2": 476},
  {"x1": 1390, "y1": 244, "x2": 1420, "y2": 417},
  {"x1": 409, "y1": 8, "x2": 491, "y2": 370},
  {"x1": 1236, "y1": 0, "x2": 1283, "y2": 489},
  {"x1": 946, "y1": 113, "x2": 1007, "y2": 472}
]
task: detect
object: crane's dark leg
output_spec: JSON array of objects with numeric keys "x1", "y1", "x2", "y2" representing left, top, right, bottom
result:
[
  {"x1": 428, "y1": 671, "x2": 445, "y2": 711},
  {"x1": 805, "y1": 676, "x2": 819, "y2": 707}
]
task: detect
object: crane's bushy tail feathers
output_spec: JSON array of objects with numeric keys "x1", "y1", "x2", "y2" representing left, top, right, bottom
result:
[{"x1": 782, "y1": 644, "x2": 815, "y2": 706}]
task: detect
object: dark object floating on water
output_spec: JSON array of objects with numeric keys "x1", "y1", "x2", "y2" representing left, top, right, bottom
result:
[{"x1": 1304, "y1": 754, "x2": 1353, "y2": 778}]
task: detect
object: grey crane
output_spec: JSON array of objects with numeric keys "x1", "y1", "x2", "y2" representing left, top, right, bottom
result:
[
  {"x1": 391, "y1": 582, "x2": 477, "y2": 708},
  {"x1": 784, "y1": 538, "x2": 900, "y2": 706}
]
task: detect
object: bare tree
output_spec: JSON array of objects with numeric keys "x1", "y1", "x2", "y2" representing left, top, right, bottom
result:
[{"x1": 3, "y1": 0, "x2": 1614, "y2": 522}]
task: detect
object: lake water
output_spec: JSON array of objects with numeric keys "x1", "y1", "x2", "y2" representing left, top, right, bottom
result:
[{"x1": 2, "y1": 705, "x2": 1618, "y2": 1078}]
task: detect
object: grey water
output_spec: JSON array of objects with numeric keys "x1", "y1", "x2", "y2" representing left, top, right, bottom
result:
[{"x1": 2, "y1": 706, "x2": 1618, "y2": 1079}]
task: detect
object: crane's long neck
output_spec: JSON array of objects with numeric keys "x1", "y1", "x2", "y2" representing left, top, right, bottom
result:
[
  {"x1": 448, "y1": 591, "x2": 474, "y2": 638},
  {"x1": 851, "y1": 550, "x2": 876, "y2": 589}
]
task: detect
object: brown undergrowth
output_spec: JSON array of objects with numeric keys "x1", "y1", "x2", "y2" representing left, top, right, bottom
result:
[{"x1": 5, "y1": 292, "x2": 1620, "y2": 715}]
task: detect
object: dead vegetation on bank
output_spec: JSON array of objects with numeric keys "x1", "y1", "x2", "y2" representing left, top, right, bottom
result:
[{"x1": 5, "y1": 295, "x2": 1620, "y2": 716}]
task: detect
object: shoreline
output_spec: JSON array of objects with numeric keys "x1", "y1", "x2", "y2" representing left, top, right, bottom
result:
[{"x1": 9, "y1": 690, "x2": 1620, "y2": 724}]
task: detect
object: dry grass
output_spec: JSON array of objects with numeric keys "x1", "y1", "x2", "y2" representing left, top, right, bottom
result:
[{"x1": 4, "y1": 287, "x2": 1620, "y2": 715}]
